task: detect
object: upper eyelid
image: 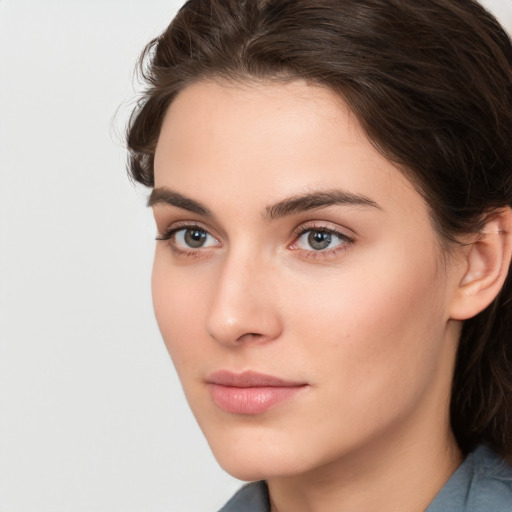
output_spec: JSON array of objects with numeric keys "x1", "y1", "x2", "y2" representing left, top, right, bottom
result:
[
  {"x1": 292, "y1": 227, "x2": 353, "y2": 247},
  {"x1": 157, "y1": 220, "x2": 218, "y2": 237},
  {"x1": 292, "y1": 220, "x2": 356, "y2": 239}
]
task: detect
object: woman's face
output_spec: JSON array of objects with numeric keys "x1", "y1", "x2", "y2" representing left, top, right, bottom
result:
[{"x1": 151, "y1": 80, "x2": 464, "y2": 480}]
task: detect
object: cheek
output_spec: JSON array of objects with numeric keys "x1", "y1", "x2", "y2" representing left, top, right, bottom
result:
[
  {"x1": 151, "y1": 252, "x2": 210, "y2": 369},
  {"x1": 285, "y1": 247, "x2": 449, "y2": 404}
]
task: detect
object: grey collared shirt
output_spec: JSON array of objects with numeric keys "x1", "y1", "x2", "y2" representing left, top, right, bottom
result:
[{"x1": 218, "y1": 446, "x2": 512, "y2": 511}]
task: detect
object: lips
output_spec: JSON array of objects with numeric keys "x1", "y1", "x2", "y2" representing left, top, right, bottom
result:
[{"x1": 206, "y1": 370, "x2": 308, "y2": 415}]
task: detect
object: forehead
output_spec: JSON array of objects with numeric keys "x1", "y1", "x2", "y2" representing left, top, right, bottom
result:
[{"x1": 156, "y1": 79, "x2": 355, "y2": 170}]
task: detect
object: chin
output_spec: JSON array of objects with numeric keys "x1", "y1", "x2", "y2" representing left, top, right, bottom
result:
[
  {"x1": 202, "y1": 424, "x2": 320, "y2": 482},
  {"x1": 216, "y1": 459, "x2": 271, "y2": 482},
  {"x1": 214, "y1": 450, "x2": 303, "y2": 482}
]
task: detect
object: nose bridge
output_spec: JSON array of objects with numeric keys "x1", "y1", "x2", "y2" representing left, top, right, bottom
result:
[{"x1": 205, "y1": 244, "x2": 282, "y2": 345}]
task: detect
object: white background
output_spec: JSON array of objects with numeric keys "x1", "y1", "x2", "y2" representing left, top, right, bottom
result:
[{"x1": 0, "y1": 1, "x2": 511, "y2": 511}]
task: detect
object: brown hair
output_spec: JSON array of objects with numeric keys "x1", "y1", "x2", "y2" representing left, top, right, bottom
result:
[{"x1": 126, "y1": 0, "x2": 512, "y2": 458}]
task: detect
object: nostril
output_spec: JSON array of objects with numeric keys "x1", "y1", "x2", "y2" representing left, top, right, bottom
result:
[{"x1": 235, "y1": 332, "x2": 270, "y2": 344}]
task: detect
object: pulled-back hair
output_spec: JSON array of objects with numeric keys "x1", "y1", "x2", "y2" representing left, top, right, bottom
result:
[{"x1": 126, "y1": 0, "x2": 512, "y2": 458}]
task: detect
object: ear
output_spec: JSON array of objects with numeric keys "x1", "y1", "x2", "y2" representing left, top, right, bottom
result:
[{"x1": 450, "y1": 207, "x2": 512, "y2": 321}]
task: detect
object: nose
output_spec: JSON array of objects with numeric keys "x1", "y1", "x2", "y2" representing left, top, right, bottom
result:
[{"x1": 205, "y1": 250, "x2": 283, "y2": 346}]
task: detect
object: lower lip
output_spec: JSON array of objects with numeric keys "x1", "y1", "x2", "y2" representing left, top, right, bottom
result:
[{"x1": 208, "y1": 384, "x2": 306, "y2": 415}]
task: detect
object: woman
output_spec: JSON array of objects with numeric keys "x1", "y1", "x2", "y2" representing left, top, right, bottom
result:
[{"x1": 126, "y1": 0, "x2": 512, "y2": 510}]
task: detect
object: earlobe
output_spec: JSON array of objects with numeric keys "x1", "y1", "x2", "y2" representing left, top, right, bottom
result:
[{"x1": 450, "y1": 207, "x2": 512, "y2": 321}]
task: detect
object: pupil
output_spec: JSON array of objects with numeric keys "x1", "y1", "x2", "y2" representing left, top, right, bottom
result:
[
  {"x1": 185, "y1": 229, "x2": 207, "y2": 248},
  {"x1": 308, "y1": 230, "x2": 331, "y2": 250}
]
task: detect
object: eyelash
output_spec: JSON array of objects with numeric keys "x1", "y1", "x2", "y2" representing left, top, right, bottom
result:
[{"x1": 156, "y1": 222, "x2": 354, "y2": 260}]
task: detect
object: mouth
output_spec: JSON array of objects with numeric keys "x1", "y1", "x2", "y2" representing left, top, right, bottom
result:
[{"x1": 206, "y1": 370, "x2": 308, "y2": 415}]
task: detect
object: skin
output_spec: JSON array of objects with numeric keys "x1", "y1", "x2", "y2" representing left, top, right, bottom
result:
[{"x1": 151, "y1": 80, "x2": 468, "y2": 512}]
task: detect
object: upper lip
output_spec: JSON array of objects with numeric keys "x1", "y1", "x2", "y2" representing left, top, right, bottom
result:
[{"x1": 206, "y1": 370, "x2": 306, "y2": 388}]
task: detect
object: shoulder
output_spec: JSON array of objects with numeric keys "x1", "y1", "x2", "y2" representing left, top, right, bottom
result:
[
  {"x1": 467, "y1": 446, "x2": 512, "y2": 511},
  {"x1": 427, "y1": 446, "x2": 512, "y2": 512},
  {"x1": 217, "y1": 481, "x2": 269, "y2": 512}
]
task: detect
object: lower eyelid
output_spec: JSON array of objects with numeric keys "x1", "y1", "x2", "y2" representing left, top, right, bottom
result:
[
  {"x1": 300, "y1": 248, "x2": 348, "y2": 260},
  {"x1": 292, "y1": 241, "x2": 352, "y2": 259}
]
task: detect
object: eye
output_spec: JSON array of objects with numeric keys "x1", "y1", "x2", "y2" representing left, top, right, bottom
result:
[
  {"x1": 174, "y1": 227, "x2": 217, "y2": 249},
  {"x1": 156, "y1": 225, "x2": 220, "y2": 251},
  {"x1": 301, "y1": 230, "x2": 336, "y2": 251},
  {"x1": 291, "y1": 226, "x2": 353, "y2": 255}
]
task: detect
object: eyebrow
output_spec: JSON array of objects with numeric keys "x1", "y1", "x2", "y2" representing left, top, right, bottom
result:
[
  {"x1": 148, "y1": 187, "x2": 212, "y2": 216},
  {"x1": 264, "y1": 189, "x2": 381, "y2": 220},
  {"x1": 148, "y1": 186, "x2": 381, "y2": 219}
]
